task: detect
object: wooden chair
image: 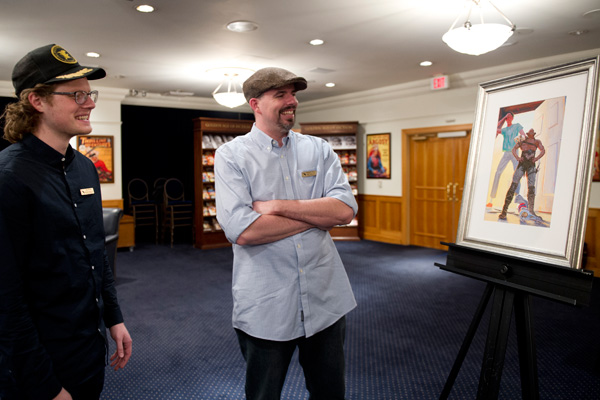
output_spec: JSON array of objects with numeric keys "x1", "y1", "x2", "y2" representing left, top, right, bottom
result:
[
  {"x1": 127, "y1": 178, "x2": 158, "y2": 243},
  {"x1": 162, "y1": 178, "x2": 194, "y2": 247}
]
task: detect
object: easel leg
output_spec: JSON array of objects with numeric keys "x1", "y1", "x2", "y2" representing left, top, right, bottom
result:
[
  {"x1": 477, "y1": 286, "x2": 515, "y2": 399},
  {"x1": 440, "y1": 283, "x2": 494, "y2": 400},
  {"x1": 514, "y1": 293, "x2": 539, "y2": 400}
]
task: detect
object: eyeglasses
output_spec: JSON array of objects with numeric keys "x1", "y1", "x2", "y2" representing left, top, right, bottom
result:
[{"x1": 51, "y1": 90, "x2": 99, "y2": 105}]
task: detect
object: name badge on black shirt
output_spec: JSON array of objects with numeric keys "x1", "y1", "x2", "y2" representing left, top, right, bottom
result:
[{"x1": 80, "y1": 188, "x2": 95, "y2": 195}]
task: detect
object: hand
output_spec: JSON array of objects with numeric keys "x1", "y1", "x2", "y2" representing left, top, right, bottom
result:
[
  {"x1": 252, "y1": 200, "x2": 277, "y2": 215},
  {"x1": 53, "y1": 388, "x2": 72, "y2": 400},
  {"x1": 109, "y1": 323, "x2": 132, "y2": 371}
]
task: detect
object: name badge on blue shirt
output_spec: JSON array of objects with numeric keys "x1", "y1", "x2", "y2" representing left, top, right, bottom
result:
[{"x1": 302, "y1": 170, "x2": 317, "y2": 178}]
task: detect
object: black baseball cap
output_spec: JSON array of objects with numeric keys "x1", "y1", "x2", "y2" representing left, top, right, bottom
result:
[{"x1": 12, "y1": 44, "x2": 106, "y2": 97}]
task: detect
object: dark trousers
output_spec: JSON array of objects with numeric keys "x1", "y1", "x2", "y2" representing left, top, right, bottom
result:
[
  {"x1": 64, "y1": 368, "x2": 105, "y2": 400},
  {"x1": 235, "y1": 316, "x2": 347, "y2": 400},
  {"x1": 1, "y1": 369, "x2": 104, "y2": 400}
]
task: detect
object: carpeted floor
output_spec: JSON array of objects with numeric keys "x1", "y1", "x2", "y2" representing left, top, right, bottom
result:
[{"x1": 101, "y1": 240, "x2": 600, "y2": 399}]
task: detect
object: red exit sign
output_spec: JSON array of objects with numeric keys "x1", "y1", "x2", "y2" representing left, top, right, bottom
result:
[{"x1": 431, "y1": 75, "x2": 449, "y2": 90}]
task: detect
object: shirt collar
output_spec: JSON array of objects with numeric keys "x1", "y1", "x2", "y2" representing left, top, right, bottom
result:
[
  {"x1": 22, "y1": 133, "x2": 76, "y2": 168},
  {"x1": 250, "y1": 123, "x2": 294, "y2": 151}
]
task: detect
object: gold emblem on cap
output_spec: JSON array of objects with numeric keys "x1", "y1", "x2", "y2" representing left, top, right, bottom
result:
[
  {"x1": 51, "y1": 45, "x2": 77, "y2": 64},
  {"x1": 56, "y1": 68, "x2": 93, "y2": 80}
]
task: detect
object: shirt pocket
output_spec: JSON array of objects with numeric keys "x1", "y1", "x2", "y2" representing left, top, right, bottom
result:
[{"x1": 297, "y1": 167, "x2": 321, "y2": 199}]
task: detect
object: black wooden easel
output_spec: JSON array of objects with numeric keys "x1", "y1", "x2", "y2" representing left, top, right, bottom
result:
[{"x1": 436, "y1": 243, "x2": 594, "y2": 400}]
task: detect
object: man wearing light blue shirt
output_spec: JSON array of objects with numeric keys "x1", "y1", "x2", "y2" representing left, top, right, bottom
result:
[{"x1": 215, "y1": 67, "x2": 357, "y2": 400}]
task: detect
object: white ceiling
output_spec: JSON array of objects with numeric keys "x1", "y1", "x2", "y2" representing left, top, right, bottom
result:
[{"x1": 1, "y1": 0, "x2": 599, "y2": 104}]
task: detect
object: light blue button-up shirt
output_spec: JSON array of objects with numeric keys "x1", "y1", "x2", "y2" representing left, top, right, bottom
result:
[{"x1": 215, "y1": 124, "x2": 357, "y2": 340}]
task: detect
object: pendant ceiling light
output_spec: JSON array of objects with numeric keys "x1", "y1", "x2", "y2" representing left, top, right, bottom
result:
[
  {"x1": 212, "y1": 74, "x2": 246, "y2": 108},
  {"x1": 209, "y1": 67, "x2": 255, "y2": 108},
  {"x1": 442, "y1": 0, "x2": 515, "y2": 56}
]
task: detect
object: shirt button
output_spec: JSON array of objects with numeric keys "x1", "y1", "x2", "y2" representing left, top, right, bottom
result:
[
  {"x1": 83, "y1": 235, "x2": 87, "y2": 240},
  {"x1": 297, "y1": 244, "x2": 301, "y2": 249},
  {"x1": 91, "y1": 265, "x2": 95, "y2": 270},
  {"x1": 95, "y1": 298, "x2": 99, "y2": 303},
  {"x1": 74, "y1": 203, "x2": 78, "y2": 208},
  {"x1": 300, "y1": 269, "x2": 304, "y2": 274},
  {"x1": 61, "y1": 157, "x2": 66, "y2": 162},
  {"x1": 285, "y1": 176, "x2": 289, "y2": 180}
]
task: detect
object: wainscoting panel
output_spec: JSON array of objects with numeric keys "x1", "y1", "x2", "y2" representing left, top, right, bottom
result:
[
  {"x1": 358, "y1": 196, "x2": 598, "y2": 277},
  {"x1": 359, "y1": 195, "x2": 404, "y2": 244}
]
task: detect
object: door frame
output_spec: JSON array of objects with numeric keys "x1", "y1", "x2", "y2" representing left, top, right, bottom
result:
[{"x1": 401, "y1": 123, "x2": 472, "y2": 246}]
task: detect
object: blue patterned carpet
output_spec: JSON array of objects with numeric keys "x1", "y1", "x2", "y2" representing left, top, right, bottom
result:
[{"x1": 101, "y1": 241, "x2": 600, "y2": 399}]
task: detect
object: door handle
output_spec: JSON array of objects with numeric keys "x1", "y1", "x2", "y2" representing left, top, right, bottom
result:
[
  {"x1": 453, "y1": 183, "x2": 459, "y2": 201},
  {"x1": 446, "y1": 183, "x2": 452, "y2": 201}
]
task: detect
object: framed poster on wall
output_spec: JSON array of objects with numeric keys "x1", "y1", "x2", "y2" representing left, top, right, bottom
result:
[
  {"x1": 366, "y1": 133, "x2": 391, "y2": 179},
  {"x1": 76, "y1": 135, "x2": 115, "y2": 183}
]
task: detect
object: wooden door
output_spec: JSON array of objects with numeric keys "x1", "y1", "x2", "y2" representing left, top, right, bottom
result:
[{"x1": 402, "y1": 125, "x2": 471, "y2": 250}]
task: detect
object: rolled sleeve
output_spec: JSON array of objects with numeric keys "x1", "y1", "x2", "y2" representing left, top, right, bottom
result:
[{"x1": 214, "y1": 144, "x2": 261, "y2": 244}]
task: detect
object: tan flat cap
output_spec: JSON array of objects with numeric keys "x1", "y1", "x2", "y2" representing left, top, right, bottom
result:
[{"x1": 243, "y1": 67, "x2": 307, "y2": 102}]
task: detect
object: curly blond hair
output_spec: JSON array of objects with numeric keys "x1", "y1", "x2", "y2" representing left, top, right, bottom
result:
[{"x1": 1, "y1": 84, "x2": 55, "y2": 143}]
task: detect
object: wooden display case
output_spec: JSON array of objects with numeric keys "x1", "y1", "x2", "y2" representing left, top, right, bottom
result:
[
  {"x1": 193, "y1": 117, "x2": 254, "y2": 249},
  {"x1": 299, "y1": 121, "x2": 360, "y2": 241}
]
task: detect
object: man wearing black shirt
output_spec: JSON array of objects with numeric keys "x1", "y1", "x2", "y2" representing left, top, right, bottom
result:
[{"x1": 0, "y1": 44, "x2": 132, "y2": 399}]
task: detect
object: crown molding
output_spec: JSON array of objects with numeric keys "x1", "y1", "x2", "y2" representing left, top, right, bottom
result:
[{"x1": 299, "y1": 48, "x2": 600, "y2": 114}]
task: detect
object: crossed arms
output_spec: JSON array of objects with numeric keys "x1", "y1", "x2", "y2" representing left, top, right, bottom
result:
[{"x1": 236, "y1": 197, "x2": 354, "y2": 246}]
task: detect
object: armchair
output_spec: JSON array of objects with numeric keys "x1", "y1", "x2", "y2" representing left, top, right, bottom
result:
[{"x1": 103, "y1": 207, "x2": 123, "y2": 279}]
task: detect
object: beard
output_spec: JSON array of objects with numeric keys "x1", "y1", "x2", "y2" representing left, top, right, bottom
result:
[
  {"x1": 277, "y1": 119, "x2": 294, "y2": 133},
  {"x1": 276, "y1": 109, "x2": 295, "y2": 133}
]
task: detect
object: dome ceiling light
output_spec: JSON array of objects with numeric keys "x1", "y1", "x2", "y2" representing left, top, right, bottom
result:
[{"x1": 442, "y1": 0, "x2": 515, "y2": 56}]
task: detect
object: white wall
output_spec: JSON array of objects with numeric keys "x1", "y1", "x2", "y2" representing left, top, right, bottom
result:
[{"x1": 296, "y1": 48, "x2": 600, "y2": 208}]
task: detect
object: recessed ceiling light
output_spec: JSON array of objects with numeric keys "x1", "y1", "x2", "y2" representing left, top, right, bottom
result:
[
  {"x1": 325, "y1": 83, "x2": 335, "y2": 88},
  {"x1": 568, "y1": 29, "x2": 589, "y2": 36},
  {"x1": 136, "y1": 5, "x2": 154, "y2": 13},
  {"x1": 309, "y1": 39, "x2": 325, "y2": 46},
  {"x1": 86, "y1": 52, "x2": 101, "y2": 58},
  {"x1": 226, "y1": 21, "x2": 259, "y2": 33},
  {"x1": 420, "y1": 61, "x2": 433, "y2": 67}
]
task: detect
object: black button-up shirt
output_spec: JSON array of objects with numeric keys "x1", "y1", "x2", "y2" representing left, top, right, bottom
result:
[{"x1": 0, "y1": 134, "x2": 123, "y2": 399}]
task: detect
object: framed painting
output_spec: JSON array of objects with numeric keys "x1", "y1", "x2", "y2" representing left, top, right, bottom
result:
[
  {"x1": 76, "y1": 135, "x2": 115, "y2": 183},
  {"x1": 456, "y1": 57, "x2": 599, "y2": 269},
  {"x1": 366, "y1": 133, "x2": 391, "y2": 179}
]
